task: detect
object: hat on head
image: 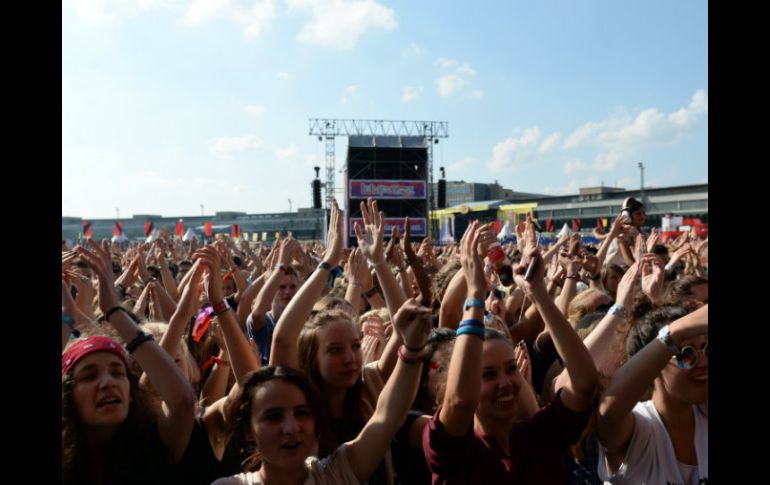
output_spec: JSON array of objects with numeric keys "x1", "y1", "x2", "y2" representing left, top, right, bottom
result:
[
  {"x1": 62, "y1": 336, "x2": 128, "y2": 376},
  {"x1": 622, "y1": 197, "x2": 644, "y2": 213}
]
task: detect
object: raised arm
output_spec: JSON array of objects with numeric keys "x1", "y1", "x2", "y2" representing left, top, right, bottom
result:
[
  {"x1": 439, "y1": 221, "x2": 487, "y2": 436},
  {"x1": 345, "y1": 298, "x2": 431, "y2": 482},
  {"x1": 155, "y1": 242, "x2": 180, "y2": 302},
  {"x1": 195, "y1": 246, "x2": 259, "y2": 383},
  {"x1": 595, "y1": 214, "x2": 624, "y2": 269},
  {"x1": 250, "y1": 239, "x2": 294, "y2": 329},
  {"x1": 270, "y1": 200, "x2": 343, "y2": 369},
  {"x1": 354, "y1": 198, "x2": 407, "y2": 379},
  {"x1": 512, "y1": 247, "x2": 598, "y2": 412},
  {"x1": 343, "y1": 248, "x2": 368, "y2": 315},
  {"x1": 597, "y1": 305, "x2": 708, "y2": 469},
  {"x1": 77, "y1": 239, "x2": 195, "y2": 463},
  {"x1": 402, "y1": 218, "x2": 434, "y2": 307}
]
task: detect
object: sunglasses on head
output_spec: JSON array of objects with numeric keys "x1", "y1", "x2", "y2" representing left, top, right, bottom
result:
[{"x1": 676, "y1": 342, "x2": 708, "y2": 369}]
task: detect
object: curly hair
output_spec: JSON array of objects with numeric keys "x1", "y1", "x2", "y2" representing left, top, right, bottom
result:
[
  {"x1": 225, "y1": 366, "x2": 334, "y2": 471},
  {"x1": 62, "y1": 365, "x2": 156, "y2": 483},
  {"x1": 298, "y1": 309, "x2": 370, "y2": 445},
  {"x1": 412, "y1": 328, "x2": 456, "y2": 414},
  {"x1": 663, "y1": 275, "x2": 708, "y2": 306}
]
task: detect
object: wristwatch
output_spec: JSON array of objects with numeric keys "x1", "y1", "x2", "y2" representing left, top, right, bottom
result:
[{"x1": 657, "y1": 325, "x2": 681, "y2": 355}]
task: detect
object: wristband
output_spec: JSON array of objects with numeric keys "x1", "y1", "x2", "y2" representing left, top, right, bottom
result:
[
  {"x1": 104, "y1": 306, "x2": 129, "y2": 322},
  {"x1": 463, "y1": 298, "x2": 484, "y2": 311},
  {"x1": 62, "y1": 312, "x2": 81, "y2": 338},
  {"x1": 213, "y1": 307, "x2": 232, "y2": 317},
  {"x1": 607, "y1": 303, "x2": 625, "y2": 318},
  {"x1": 588, "y1": 273, "x2": 601, "y2": 281},
  {"x1": 317, "y1": 261, "x2": 332, "y2": 272},
  {"x1": 459, "y1": 319, "x2": 484, "y2": 329},
  {"x1": 212, "y1": 300, "x2": 229, "y2": 314},
  {"x1": 456, "y1": 325, "x2": 485, "y2": 340},
  {"x1": 403, "y1": 342, "x2": 427, "y2": 353},
  {"x1": 397, "y1": 345, "x2": 427, "y2": 364},
  {"x1": 657, "y1": 325, "x2": 681, "y2": 355},
  {"x1": 565, "y1": 274, "x2": 579, "y2": 280},
  {"x1": 125, "y1": 331, "x2": 154, "y2": 354},
  {"x1": 362, "y1": 286, "x2": 379, "y2": 299}
]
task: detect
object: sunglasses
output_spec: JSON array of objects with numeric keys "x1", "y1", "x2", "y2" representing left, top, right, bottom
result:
[{"x1": 675, "y1": 342, "x2": 708, "y2": 369}]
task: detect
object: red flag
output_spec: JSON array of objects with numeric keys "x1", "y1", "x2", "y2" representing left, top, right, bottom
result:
[
  {"x1": 113, "y1": 221, "x2": 123, "y2": 237},
  {"x1": 175, "y1": 219, "x2": 184, "y2": 237},
  {"x1": 231, "y1": 224, "x2": 241, "y2": 239},
  {"x1": 572, "y1": 218, "x2": 582, "y2": 233},
  {"x1": 204, "y1": 222, "x2": 213, "y2": 238},
  {"x1": 144, "y1": 220, "x2": 154, "y2": 237},
  {"x1": 546, "y1": 218, "x2": 554, "y2": 232},
  {"x1": 596, "y1": 218, "x2": 606, "y2": 230},
  {"x1": 492, "y1": 220, "x2": 502, "y2": 234},
  {"x1": 82, "y1": 221, "x2": 92, "y2": 238}
]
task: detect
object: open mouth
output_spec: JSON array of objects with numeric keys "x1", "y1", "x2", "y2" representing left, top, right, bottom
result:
[
  {"x1": 97, "y1": 397, "x2": 122, "y2": 408},
  {"x1": 281, "y1": 441, "x2": 301, "y2": 450}
]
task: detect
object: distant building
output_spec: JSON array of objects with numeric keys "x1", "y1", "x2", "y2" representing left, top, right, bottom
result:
[{"x1": 431, "y1": 180, "x2": 550, "y2": 207}]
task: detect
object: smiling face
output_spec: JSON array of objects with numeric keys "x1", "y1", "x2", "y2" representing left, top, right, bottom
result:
[
  {"x1": 657, "y1": 335, "x2": 708, "y2": 405},
  {"x1": 316, "y1": 319, "x2": 362, "y2": 390},
  {"x1": 476, "y1": 339, "x2": 523, "y2": 424},
  {"x1": 249, "y1": 380, "x2": 317, "y2": 472},
  {"x1": 72, "y1": 352, "x2": 131, "y2": 428}
]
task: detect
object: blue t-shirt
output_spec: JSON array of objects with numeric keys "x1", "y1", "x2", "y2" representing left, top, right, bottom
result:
[{"x1": 247, "y1": 312, "x2": 276, "y2": 366}]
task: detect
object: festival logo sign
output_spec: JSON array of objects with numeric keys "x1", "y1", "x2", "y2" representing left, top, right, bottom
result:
[
  {"x1": 349, "y1": 180, "x2": 426, "y2": 199},
  {"x1": 348, "y1": 218, "x2": 427, "y2": 237}
]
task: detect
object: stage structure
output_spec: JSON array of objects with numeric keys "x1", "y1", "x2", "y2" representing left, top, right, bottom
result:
[{"x1": 308, "y1": 119, "x2": 449, "y2": 244}]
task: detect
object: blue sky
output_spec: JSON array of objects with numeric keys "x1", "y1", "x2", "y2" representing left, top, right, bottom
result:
[{"x1": 62, "y1": 0, "x2": 707, "y2": 219}]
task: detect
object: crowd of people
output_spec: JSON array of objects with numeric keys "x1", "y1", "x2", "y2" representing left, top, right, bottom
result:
[{"x1": 61, "y1": 196, "x2": 708, "y2": 484}]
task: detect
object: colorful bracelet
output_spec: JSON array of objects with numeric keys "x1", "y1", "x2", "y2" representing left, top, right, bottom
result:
[
  {"x1": 459, "y1": 319, "x2": 484, "y2": 329},
  {"x1": 463, "y1": 298, "x2": 485, "y2": 311},
  {"x1": 362, "y1": 286, "x2": 379, "y2": 299},
  {"x1": 397, "y1": 345, "x2": 427, "y2": 364},
  {"x1": 456, "y1": 325, "x2": 485, "y2": 340},
  {"x1": 212, "y1": 300, "x2": 229, "y2": 314},
  {"x1": 62, "y1": 312, "x2": 81, "y2": 338}
]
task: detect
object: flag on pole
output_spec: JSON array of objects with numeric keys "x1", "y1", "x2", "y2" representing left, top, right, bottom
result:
[
  {"x1": 113, "y1": 221, "x2": 123, "y2": 237},
  {"x1": 182, "y1": 228, "x2": 195, "y2": 242},
  {"x1": 261, "y1": 232, "x2": 267, "y2": 241},
  {"x1": 546, "y1": 218, "x2": 554, "y2": 232},
  {"x1": 204, "y1": 223, "x2": 213, "y2": 238},
  {"x1": 231, "y1": 224, "x2": 241, "y2": 239},
  {"x1": 144, "y1": 220, "x2": 154, "y2": 238},
  {"x1": 175, "y1": 219, "x2": 184, "y2": 237},
  {"x1": 82, "y1": 221, "x2": 92, "y2": 238},
  {"x1": 572, "y1": 218, "x2": 582, "y2": 233}
]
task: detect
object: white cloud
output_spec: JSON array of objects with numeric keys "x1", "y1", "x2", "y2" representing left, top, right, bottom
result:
[
  {"x1": 181, "y1": 0, "x2": 276, "y2": 38},
  {"x1": 402, "y1": 86, "x2": 423, "y2": 103},
  {"x1": 287, "y1": 0, "x2": 397, "y2": 50},
  {"x1": 434, "y1": 57, "x2": 478, "y2": 97},
  {"x1": 209, "y1": 134, "x2": 263, "y2": 158},
  {"x1": 275, "y1": 144, "x2": 300, "y2": 159},
  {"x1": 340, "y1": 84, "x2": 359, "y2": 104},
  {"x1": 563, "y1": 89, "x2": 708, "y2": 150},
  {"x1": 593, "y1": 150, "x2": 621, "y2": 171},
  {"x1": 446, "y1": 156, "x2": 475, "y2": 173},
  {"x1": 539, "y1": 132, "x2": 561, "y2": 153},
  {"x1": 437, "y1": 74, "x2": 468, "y2": 97},
  {"x1": 487, "y1": 127, "x2": 542, "y2": 172},
  {"x1": 403, "y1": 42, "x2": 425, "y2": 58},
  {"x1": 244, "y1": 104, "x2": 267, "y2": 116},
  {"x1": 276, "y1": 71, "x2": 294, "y2": 80}
]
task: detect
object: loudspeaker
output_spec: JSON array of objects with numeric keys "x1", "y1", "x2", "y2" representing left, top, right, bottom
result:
[
  {"x1": 438, "y1": 179, "x2": 447, "y2": 208},
  {"x1": 312, "y1": 180, "x2": 322, "y2": 209}
]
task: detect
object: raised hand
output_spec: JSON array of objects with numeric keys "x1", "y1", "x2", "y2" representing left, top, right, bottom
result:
[
  {"x1": 459, "y1": 221, "x2": 487, "y2": 296},
  {"x1": 194, "y1": 246, "x2": 224, "y2": 305},
  {"x1": 614, "y1": 258, "x2": 641, "y2": 309},
  {"x1": 354, "y1": 197, "x2": 386, "y2": 265},
  {"x1": 514, "y1": 340, "x2": 533, "y2": 388},
  {"x1": 323, "y1": 198, "x2": 343, "y2": 265},
  {"x1": 76, "y1": 239, "x2": 122, "y2": 313},
  {"x1": 641, "y1": 254, "x2": 665, "y2": 303},
  {"x1": 346, "y1": 247, "x2": 369, "y2": 287},
  {"x1": 646, "y1": 227, "x2": 660, "y2": 254},
  {"x1": 392, "y1": 298, "x2": 432, "y2": 351},
  {"x1": 512, "y1": 246, "x2": 546, "y2": 298}
]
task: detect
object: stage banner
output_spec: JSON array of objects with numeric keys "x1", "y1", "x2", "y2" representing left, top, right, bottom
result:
[
  {"x1": 349, "y1": 180, "x2": 427, "y2": 199},
  {"x1": 349, "y1": 217, "x2": 427, "y2": 237}
]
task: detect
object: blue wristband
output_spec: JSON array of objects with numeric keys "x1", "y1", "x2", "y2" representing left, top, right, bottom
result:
[
  {"x1": 463, "y1": 298, "x2": 484, "y2": 311},
  {"x1": 62, "y1": 312, "x2": 81, "y2": 338},
  {"x1": 459, "y1": 319, "x2": 484, "y2": 328},
  {"x1": 456, "y1": 325, "x2": 485, "y2": 340}
]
